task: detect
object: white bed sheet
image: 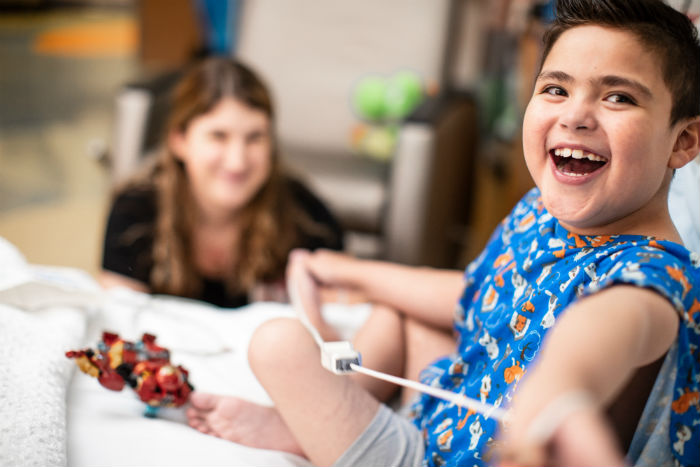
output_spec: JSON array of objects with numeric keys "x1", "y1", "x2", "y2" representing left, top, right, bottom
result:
[{"x1": 0, "y1": 237, "x2": 369, "y2": 467}]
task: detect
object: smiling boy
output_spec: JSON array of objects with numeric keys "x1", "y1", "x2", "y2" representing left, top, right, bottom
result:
[
  {"x1": 524, "y1": 28, "x2": 693, "y2": 239},
  {"x1": 500, "y1": 6, "x2": 700, "y2": 464},
  {"x1": 186, "y1": 1, "x2": 700, "y2": 466}
]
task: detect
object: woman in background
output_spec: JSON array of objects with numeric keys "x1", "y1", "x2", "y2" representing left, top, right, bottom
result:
[{"x1": 100, "y1": 57, "x2": 343, "y2": 308}]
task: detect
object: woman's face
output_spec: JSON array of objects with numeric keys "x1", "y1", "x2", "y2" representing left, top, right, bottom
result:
[{"x1": 171, "y1": 97, "x2": 273, "y2": 218}]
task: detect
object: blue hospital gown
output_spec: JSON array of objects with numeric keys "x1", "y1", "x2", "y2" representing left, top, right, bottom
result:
[{"x1": 410, "y1": 188, "x2": 700, "y2": 467}]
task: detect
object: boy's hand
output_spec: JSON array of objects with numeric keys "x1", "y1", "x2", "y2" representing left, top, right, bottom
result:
[
  {"x1": 498, "y1": 389, "x2": 627, "y2": 466},
  {"x1": 303, "y1": 249, "x2": 359, "y2": 287},
  {"x1": 303, "y1": 249, "x2": 368, "y2": 304}
]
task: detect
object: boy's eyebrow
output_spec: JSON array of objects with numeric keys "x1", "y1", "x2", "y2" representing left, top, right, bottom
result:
[
  {"x1": 598, "y1": 75, "x2": 653, "y2": 99},
  {"x1": 536, "y1": 70, "x2": 653, "y2": 99},
  {"x1": 536, "y1": 70, "x2": 574, "y2": 84}
]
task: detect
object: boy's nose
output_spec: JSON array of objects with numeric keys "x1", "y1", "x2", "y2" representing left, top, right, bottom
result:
[{"x1": 559, "y1": 98, "x2": 597, "y2": 131}]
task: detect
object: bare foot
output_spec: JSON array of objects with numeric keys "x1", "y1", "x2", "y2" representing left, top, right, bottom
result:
[{"x1": 185, "y1": 392, "x2": 305, "y2": 457}]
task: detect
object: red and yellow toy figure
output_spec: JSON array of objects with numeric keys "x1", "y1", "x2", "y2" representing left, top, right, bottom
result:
[{"x1": 66, "y1": 332, "x2": 194, "y2": 417}]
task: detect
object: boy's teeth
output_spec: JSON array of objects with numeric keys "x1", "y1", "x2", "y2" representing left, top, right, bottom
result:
[
  {"x1": 553, "y1": 148, "x2": 605, "y2": 162},
  {"x1": 561, "y1": 169, "x2": 585, "y2": 177}
]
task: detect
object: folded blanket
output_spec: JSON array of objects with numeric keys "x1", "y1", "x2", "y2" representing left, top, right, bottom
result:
[
  {"x1": 0, "y1": 304, "x2": 87, "y2": 467},
  {"x1": 0, "y1": 238, "x2": 94, "y2": 467}
]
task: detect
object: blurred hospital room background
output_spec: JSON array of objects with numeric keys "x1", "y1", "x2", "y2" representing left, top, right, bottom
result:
[{"x1": 0, "y1": 0, "x2": 697, "y2": 278}]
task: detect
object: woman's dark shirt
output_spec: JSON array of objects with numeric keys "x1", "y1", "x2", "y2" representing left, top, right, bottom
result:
[{"x1": 102, "y1": 177, "x2": 344, "y2": 308}]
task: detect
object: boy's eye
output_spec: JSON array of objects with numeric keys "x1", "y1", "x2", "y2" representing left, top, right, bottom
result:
[
  {"x1": 605, "y1": 93, "x2": 636, "y2": 105},
  {"x1": 541, "y1": 85, "x2": 567, "y2": 97}
]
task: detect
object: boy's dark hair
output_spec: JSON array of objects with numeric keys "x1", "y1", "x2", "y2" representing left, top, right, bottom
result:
[{"x1": 540, "y1": 0, "x2": 700, "y2": 125}]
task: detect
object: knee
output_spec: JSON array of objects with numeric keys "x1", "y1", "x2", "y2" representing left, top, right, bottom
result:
[
  {"x1": 403, "y1": 316, "x2": 434, "y2": 340},
  {"x1": 248, "y1": 317, "x2": 314, "y2": 376},
  {"x1": 372, "y1": 303, "x2": 403, "y2": 322}
]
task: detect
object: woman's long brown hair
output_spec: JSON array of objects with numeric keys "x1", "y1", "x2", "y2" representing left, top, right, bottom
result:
[{"x1": 138, "y1": 57, "x2": 304, "y2": 299}]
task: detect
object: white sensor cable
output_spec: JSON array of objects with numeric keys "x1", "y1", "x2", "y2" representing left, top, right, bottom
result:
[
  {"x1": 288, "y1": 281, "x2": 325, "y2": 348},
  {"x1": 349, "y1": 363, "x2": 506, "y2": 420}
]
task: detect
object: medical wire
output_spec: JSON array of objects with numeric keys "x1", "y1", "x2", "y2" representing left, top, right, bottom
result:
[{"x1": 348, "y1": 363, "x2": 506, "y2": 420}]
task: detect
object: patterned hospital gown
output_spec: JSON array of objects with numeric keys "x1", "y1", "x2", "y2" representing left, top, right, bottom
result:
[{"x1": 410, "y1": 188, "x2": 700, "y2": 467}]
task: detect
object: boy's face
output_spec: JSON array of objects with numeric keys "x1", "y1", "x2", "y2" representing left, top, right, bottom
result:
[{"x1": 523, "y1": 25, "x2": 683, "y2": 236}]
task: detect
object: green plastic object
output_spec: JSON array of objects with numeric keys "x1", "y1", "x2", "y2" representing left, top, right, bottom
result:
[
  {"x1": 353, "y1": 76, "x2": 388, "y2": 121},
  {"x1": 353, "y1": 71, "x2": 424, "y2": 122},
  {"x1": 385, "y1": 71, "x2": 423, "y2": 119}
]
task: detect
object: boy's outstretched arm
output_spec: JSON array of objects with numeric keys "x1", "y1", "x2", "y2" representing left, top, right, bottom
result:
[
  {"x1": 500, "y1": 285, "x2": 679, "y2": 466},
  {"x1": 298, "y1": 249, "x2": 465, "y2": 330}
]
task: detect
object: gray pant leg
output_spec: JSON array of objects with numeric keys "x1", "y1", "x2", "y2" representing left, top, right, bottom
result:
[{"x1": 333, "y1": 404, "x2": 424, "y2": 467}]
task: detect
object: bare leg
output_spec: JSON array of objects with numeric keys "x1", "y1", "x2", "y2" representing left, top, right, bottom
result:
[
  {"x1": 348, "y1": 304, "x2": 406, "y2": 402},
  {"x1": 249, "y1": 317, "x2": 381, "y2": 465},
  {"x1": 401, "y1": 317, "x2": 456, "y2": 404},
  {"x1": 187, "y1": 317, "x2": 381, "y2": 466}
]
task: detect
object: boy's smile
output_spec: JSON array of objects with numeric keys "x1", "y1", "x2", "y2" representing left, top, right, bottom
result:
[
  {"x1": 550, "y1": 146, "x2": 607, "y2": 179},
  {"x1": 523, "y1": 25, "x2": 685, "y2": 237}
]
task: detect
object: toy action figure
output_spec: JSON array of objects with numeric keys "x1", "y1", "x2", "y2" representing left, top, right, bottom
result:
[{"x1": 66, "y1": 332, "x2": 194, "y2": 417}]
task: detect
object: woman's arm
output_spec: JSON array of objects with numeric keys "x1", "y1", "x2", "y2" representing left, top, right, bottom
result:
[
  {"x1": 500, "y1": 285, "x2": 679, "y2": 466},
  {"x1": 98, "y1": 270, "x2": 150, "y2": 293},
  {"x1": 303, "y1": 249, "x2": 464, "y2": 331}
]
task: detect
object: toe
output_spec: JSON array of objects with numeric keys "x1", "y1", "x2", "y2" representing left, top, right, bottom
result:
[
  {"x1": 189, "y1": 391, "x2": 219, "y2": 411},
  {"x1": 188, "y1": 417, "x2": 204, "y2": 430},
  {"x1": 185, "y1": 406, "x2": 203, "y2": 421}
]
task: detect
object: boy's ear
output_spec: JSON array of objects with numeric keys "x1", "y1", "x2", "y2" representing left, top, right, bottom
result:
[{"x1": 669, "y1": 117, "x2": 700, "y2": 169}]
